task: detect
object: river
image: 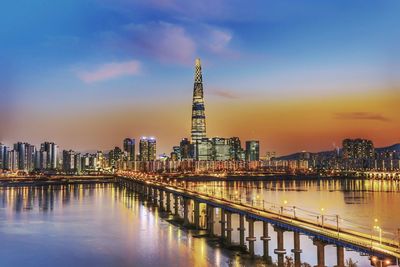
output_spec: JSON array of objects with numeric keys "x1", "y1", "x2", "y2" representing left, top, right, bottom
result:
[{"x1": 0, "y1": 179, "x2": 399, "y2": 266}]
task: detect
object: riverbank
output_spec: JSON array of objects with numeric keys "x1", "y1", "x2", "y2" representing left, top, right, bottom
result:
[{"x1": 0, "y1": 175, "x2": 115, "y2": 187}]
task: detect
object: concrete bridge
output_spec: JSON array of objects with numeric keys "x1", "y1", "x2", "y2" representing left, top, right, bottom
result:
[{"x1": 117, "y1": 174, "x2": 400, "y2": 267}]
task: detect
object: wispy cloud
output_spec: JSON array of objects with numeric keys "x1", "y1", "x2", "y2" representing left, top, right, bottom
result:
[
  {"x1": 76, "y1": 60, "x2": 141, "y2": 83},
  {"x1": 334, "y1": 112, "x2": 390, "y2": 122},
  {"x1": 209, "y1": 88, "x2": 239, "y2": 99},
  {"x1": 124, "y1": 22, "x2": 196, "y2": 65},
  {"x1": 101, "y1": 21, "x2": 236, "y2": 65}
]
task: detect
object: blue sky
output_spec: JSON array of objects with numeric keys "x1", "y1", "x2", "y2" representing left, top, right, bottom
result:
[{"x1": 1, "y1": 0, "x2": 399, "y2": 154}]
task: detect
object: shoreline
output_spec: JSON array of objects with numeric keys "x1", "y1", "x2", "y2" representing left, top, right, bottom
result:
[{"x1": 0, "y1": 175, "x2": 115, "y2": 187}]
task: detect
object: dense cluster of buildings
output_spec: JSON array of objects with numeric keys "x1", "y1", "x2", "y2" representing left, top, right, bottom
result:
[
  {"x1": 267, "y1": 138, "x2": 400, "y2": 173},
  {"x1": 0, "y1": 142, "x2": 58, "y2": 173},
  {"x1": 1, "y1": 59, "x2": 398, "y2": 176}
]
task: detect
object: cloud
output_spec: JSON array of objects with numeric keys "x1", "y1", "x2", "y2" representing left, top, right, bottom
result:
[
  {"x1": 209, "y1": 88, "x2": 239, "y2": 99},
  {"x1": 101, "y1": 21, "x2": 236, "y2": 65},
  {"x1": 77, "y1": 60, "x2": 141, "y2": 83},
  {"x1": 334, "y1": 112, "x2": 390, "y2": 122},
  {"x1": 124, "y1": 22, "x2": 196, "y2": 65}
]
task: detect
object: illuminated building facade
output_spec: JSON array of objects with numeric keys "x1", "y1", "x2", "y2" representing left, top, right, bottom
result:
[
  {"x1": 246, "y1": 140, "x2": 260, "y2": 161},
  {"x1": 40, "y1": 142, "x2": 58, "y2": 170},
  {"x1": 123, "y1": 138, "x2": 135, "y2": 161},
  {"x1": 139, "y1": 137, "x2": 157, "y2": 162},
  {"x1": 342, "y1": 139, "x2": 374, "y2": 160},
  {"x1": 191, "y1": 58, "x2": 207, "y2": 158}
]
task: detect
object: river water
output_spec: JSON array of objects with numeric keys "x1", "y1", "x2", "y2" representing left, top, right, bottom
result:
[{"x1": 0, "y1": 179, "x2": 398, "y2": 266}]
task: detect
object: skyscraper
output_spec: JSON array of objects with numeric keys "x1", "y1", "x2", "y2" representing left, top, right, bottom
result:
[
  {"x1": 245, "y1": 140, "x2": 260, "y2": 161},
  {"x1": 123, "y1": 138, "x2": 135, "y2": 161},
  {"x1": 40, "y1": 142, "x2": 58, "y2": 170},
  {"x1": 191, "y1": 58, "x2": 207, "y2": 158},
  {"x1": 0, "y1": 143, "x2": 7, "y2": 170},
  {"x1": 139, "y1": 137, "x2": 157, "y2": 162}
]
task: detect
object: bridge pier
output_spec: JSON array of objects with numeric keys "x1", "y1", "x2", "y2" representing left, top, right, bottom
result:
[
  {"x1": 291, "y1": 231, "x2": 302, "y2": 267},
  {"x1": 220, "y1": 208, "x2": 226, "y2": 240},
  {"x1": 334, "y1": 246, "x2": 345, "y2": 267},
  {"x1": 166, "y1": 192, "x2": 171, "y2": 212},
  {"x1": 194, "y1": 200, "x2": 200, "y2": 229},
  {"x1": 313, "y1": 238, "x2": 327, "y2": 267},
  {"x1": 238, "y1": 214, "x2": 246, "y2": 248},
  {"x1": 226, "y1": 211, "x2": 233, "y2": 245},
  {"x1": 183, "y1": 197, "x2": 190, "y2": 226},
  {"x1": 246, "y1": 217, "x2": 257, "y2": 257},
  {"x1": 153, "y1": 187, "x2": 157, "y2": 203},
  {"x1": 158, "y1": 189, "x2": 164, "y2": 211},
  {"x1": 260, "y1": 221, "x2": 271, "y2": 262},
  {"x1": 207, "y1": 205, "x2": 215, "y2": 236},
  {"x1": 174, "y1": 194, "x2": 180, "y2": 219},
  {"x1": 274, "y1": 226, "x2": 286, "y2": 267}
]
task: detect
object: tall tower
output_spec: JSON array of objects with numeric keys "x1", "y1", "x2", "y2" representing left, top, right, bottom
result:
[{"x1": 191, "y1": 58, "x2": 206, "y2": 157}]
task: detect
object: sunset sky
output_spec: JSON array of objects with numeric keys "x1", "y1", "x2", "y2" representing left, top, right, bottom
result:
[{"x1": 1, "y1": 0, "x2": 399, "y2": 155}]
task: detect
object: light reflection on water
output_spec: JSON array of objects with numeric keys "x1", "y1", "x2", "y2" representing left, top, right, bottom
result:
[
  {"x1": 0, "y1": 180, "x2": 398, "y2": 267},
  {"x1": 0, "y1": 184, "x2": 240, "y2": 267}
]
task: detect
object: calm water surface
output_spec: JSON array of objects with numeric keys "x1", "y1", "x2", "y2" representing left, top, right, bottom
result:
[
  {"x1": 0, "y1": 179, "x2": 399, "y2": 267},
  {"x1": 0, "y1": 184, "x2": 241, "y2": 267}
]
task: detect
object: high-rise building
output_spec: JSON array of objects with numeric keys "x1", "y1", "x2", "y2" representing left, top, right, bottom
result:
[
  {"x1": 109, "y1": 147, "x2": 123, "y2": 168},
  {"x1": 139, "y1": 137, "x2": 157, "y2": 161},
  {"x1": 0, "y1": 143, "x2": 7, "y2": 170},
  {"x1": 197, "y1": 138, "x2": 213, "y2": 161},
  {"x1": 229, "y1": 137, "x2": 244, "y2": 161},
  {"x1": 212, "y1": 137, "x2": 231, "y2": 161},
  {"x1": 191, "y1": 58, "x2": 207, "y2": 159},
  {"x1": 180, "y1": 138, "x2": 193, "y2": 159},
  {"x1": 62, "y1": 150, "x2": 81, "y2": 174},
  {"x1": 40, "y1": 142, "x2": 58, "y2": 170},
  {"x1": 123, "y1": 138, "x2": 135, "y2": 161},
  {"x1": 172, "y1": 146, "x2": 181, "y2": 160},
  {"x1": 246, "y1": 140, "x2": 260, "y2": 161},
  {"x1": 13, "y1": 142, "x2": 27, "y2": 171},
  {"x1": 342, "y1": 139, "x2": 374, "y2": 160},
  {"x1": 7, "y1": 150, "x2": 19, "y2": 172}
]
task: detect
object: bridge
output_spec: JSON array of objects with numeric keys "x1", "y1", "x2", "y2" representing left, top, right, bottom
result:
[{"x1": 117, "y1": 173, "x2": 400, "y2": 267}]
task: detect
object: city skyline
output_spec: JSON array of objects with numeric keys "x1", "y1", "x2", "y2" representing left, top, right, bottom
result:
[{"x1": 1, "y1": 1, "x2": 400, "y2": 155}]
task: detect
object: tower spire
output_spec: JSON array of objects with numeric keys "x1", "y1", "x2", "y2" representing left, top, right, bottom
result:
[{"x1": 191, "y1": 58, "x2": 206, "y2": 157}]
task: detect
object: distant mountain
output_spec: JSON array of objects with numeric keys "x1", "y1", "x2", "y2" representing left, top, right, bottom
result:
[
  {"x1": 275, "y1": 150, "x2": 335, "y2": 160},
  {"x1": 375, "y1": 143, "x2": 400, "y2": 153}
]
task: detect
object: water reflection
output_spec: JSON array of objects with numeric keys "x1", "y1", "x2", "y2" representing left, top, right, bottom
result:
[
  {"x1": 0, "y1": 184, "x2": 244, "y2": 267},
  {"x1": 187, "y1": 179, "x2": 400, "y2": 239}
]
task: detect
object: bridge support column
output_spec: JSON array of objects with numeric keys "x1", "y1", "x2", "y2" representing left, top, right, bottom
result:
[
  {"x1": 220, "y1": 209, "x2": 226, "y2": 240},
  {"x1": 274, "y1": 226, "x2": 286, "y2": 267},
  {"x1": 334, "y1": 246, "x2": 345, "y2": 267},
  {"x1": 238, "y1": 214, "x2": 246, "y2": 248},
  {"x1": 246, "y1": 217, "x2": 256, "y2": 257},
  {"x1": 207, "y1": 205, "x2": 215, "y2": 236},
  {"x1": 194, "y1": 200, "x2": 200, "y2": 229},
  {"x1": 153, "y1": 188, "x2": 157, "y2": 203},
  {"x1": 226, "y1": 211, "x2": 233, "y2": 245},
  {"x1": 313, "y1": 239, "x2": 327, "y2": 267},
  {"x1": 158, "y1": 189, "x2": 164, "y2": 211},
  {"x1": 174, "y1": 194, "x2": 180, "y2": 219},
  {"x1": 183, "y1": 197, "x2": 190, "y2": 226},
  {"x1": 166, "y1": 192, "x2": 171, "y2": 213},
  {"x1": 291, "y1": 232, "x2": 302, "y2": 267},
  {"x1": 260, "y1": 221, "x2": 271, "y2": 263}
]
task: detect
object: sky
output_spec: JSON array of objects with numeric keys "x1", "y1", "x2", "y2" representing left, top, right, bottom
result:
[{"x1": 0, "y1": 0, "x2": 399, "y2": 156}]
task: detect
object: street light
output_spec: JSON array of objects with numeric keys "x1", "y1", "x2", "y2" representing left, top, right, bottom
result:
[
  {"x1": 321, "y1": 208, "x2": 325, "y2": 228},
  {"x1": 374, "y1": 225, "x2": 382, "y2": 244}
]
